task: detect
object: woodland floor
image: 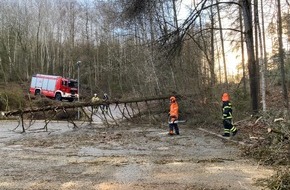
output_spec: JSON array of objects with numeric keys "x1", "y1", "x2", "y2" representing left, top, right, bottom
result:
[{"x1": 0, "y1": 118, "x2": 274, "y2": 190}]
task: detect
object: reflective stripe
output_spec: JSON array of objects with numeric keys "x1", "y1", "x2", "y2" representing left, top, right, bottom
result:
[
  {"x1": 230, "y1": 126, "x2": 237, "y2": 132},
  {"x1": 223, "y1": 112, "x2": 232, "y2": 119}
]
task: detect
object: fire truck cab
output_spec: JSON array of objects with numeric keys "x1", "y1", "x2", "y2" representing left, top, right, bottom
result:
[{"x1": 29, "y1": 74, "x2": 78, "y2": 102}]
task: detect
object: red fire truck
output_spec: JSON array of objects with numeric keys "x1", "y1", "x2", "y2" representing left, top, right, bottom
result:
[{"x1": 29, "y1": 74, "x2": 78, "y2": 102}]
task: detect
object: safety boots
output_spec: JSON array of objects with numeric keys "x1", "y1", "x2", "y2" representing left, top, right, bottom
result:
[
  {"x1": 222, "y1": 133, "x2": 230, "y2": 137},
  {"x1": 232, "y1": 129, "x2": 238, "y2": 136},
  {"x1": 222, "y1": 130, "x2": 238, "y2": 137}
]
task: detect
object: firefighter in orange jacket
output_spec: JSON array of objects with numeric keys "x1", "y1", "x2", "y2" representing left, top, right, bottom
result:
[
  {"x1": 169, "y1": 96, "x2": 179, "y2": 135},
  {"x1": 222, "y1": 93, "x2": 238, "y2": 137}
]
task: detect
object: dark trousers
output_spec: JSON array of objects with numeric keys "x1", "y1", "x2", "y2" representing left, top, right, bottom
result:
[
  {"x1": 101, "y1": 104, "x2": 109, "y2": 113},
  {"x1": 169, "y1": 123, "x2": 179, "y2": 135},
  {"x1": 223, "y1": 119, "x2": 236, "y2": 134}
]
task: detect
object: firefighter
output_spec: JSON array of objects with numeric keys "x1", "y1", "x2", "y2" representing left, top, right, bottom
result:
[
  {"x1": 169, "y1": 96, "x2": 179, "y2": 135},
  {"x1": 101, "y1": 93, "x2": 109, "y2": 113},
  {"x1": 221, "y1": 93, "x2": 238, "y2": 137},
  {"x1": 91, "y1": 93, "x2": 100, "y2": 112},
  {"x1": 91, "y1": 93, "x2": 100, "y2": 103}
]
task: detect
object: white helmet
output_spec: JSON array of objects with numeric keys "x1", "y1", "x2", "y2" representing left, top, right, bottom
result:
[{"x1": 94, "y1": 93, "x2": 97, "y2": 97}]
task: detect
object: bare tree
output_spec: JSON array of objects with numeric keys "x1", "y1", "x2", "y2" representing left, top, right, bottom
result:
[
  {"x1": 242, "y1": 0, "x2": 259, "y2": 112},
  {"x1": 258, "y1": 0, "x2": 266, "y2": 111},
  {"x1": 210, "y1": 0, "x2": 216, "y2": 87},
  {"x1": 277, "y1": 0, "x2": 289, "y2": 110},
  {"x1": 239, "y1": 0, "x2": 247, "y2": 94},
  {"x1": 216, "y1": 0, "x2": 228, "y2": 86}
]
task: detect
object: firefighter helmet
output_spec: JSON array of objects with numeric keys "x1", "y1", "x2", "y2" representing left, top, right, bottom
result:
[
  {"x1": 222, "y1": 93, "x2": 230, "y2": 101},
  {"x1": 170, "y1": 96, "x2": 176, "y2": 103}
]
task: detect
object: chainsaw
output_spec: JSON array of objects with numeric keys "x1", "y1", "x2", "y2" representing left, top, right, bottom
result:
[{"x1": 168, "y1": 120, "x2": 187, "y2": 124}]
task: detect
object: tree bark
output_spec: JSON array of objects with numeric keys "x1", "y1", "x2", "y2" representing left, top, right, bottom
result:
[
  {"x1": 239, "y1": 0, "x2": 246, "y2": 95},
  {"x1": 242, "y1": 0, "x2": 259, "y2": 113},
  {"x1": 258, "y1": 0, "x2": 266, "y2": 111},
  {"x1": 210, "y1": 1, "x2": 216, "y2": 87},
  {"x1": 277, "y1": 0, "x2": 289, "y2": 110},
  {"x1": 217, "y1": 0, "x2": 228, "y2": 86}
]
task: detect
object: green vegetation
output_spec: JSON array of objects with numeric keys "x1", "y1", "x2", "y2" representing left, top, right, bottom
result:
[{"x1": 0, "y1": 83, "x2": 26, "y2": 111}]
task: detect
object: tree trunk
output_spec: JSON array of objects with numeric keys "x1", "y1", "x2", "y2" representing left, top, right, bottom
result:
[
  {"x1": 239, "y1": 1, "x2": 246, "y2": 95},
  {"x1": 210, "y1": 1, "x2": 216, "y2": 87},
  {"x1": 242, "y1": 0, "x2": 259, "y2": 113},
  {"x1": 277, "y1": 0, "x2": 289, "y2": 110},
  {"x1": 254, "y1": 0, "x2": 259, "y2": 94},
  {"x1": 258, "y1": 0, "x2": 266, "y2": 111},
  {"x1": 217, "y1": 0, "x2": 228, "y2": 86},
  {"x1": 261, "y1": 0, "x2": 268, "y2": 87}
]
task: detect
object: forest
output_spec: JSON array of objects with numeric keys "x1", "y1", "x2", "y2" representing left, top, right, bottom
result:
[
  {"x1": 0, "y1": 0, "x2": 289, "y2": 112},
  {"x1": 0, "y1": 0, "x2": 290, "y2": 111},
  {"x1": 0, "y1": 0, "x2": 290, "y2": 189},
  {"x1": 0, "y1": 0, "x2": 288, "y2": 105}
]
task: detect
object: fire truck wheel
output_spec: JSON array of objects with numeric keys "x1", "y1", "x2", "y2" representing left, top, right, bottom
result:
[
  {"x1": 55, "y1": 93, "x2": 62, "y2": 101},
  {"x1": 35, "y1": 90, "x2": 41, "y2": 96}
]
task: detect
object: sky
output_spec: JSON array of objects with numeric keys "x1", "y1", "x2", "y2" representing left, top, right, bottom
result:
[
  {"x1": 177, "y1": 0, "x2": 290, "y2": 78},
  {"x1": 178, "y1": 0, "x2": 240, "y2": 76}
]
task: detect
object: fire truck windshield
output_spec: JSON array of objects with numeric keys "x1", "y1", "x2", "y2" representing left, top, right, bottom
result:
[{"x1": 68, "y1": 80, "x2": 78, "y2": 88}]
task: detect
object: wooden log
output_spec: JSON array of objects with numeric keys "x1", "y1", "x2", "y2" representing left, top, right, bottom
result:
[{"x1": 197, "y1": 127, "x2": 248, "y2": 146}]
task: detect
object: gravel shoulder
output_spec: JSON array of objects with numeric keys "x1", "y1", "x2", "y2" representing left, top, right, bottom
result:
[{"x1": 0, "y1": 120, "x2": 274, "y2": 190}]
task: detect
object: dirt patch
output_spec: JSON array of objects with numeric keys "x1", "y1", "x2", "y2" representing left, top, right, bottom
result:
[{"x1": 0, "y1": 120, "x2": 274, "y2": 190}]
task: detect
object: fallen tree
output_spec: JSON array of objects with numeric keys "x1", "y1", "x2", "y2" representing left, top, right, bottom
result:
[
  {"x1": 1, "y1": 94, "x2": 176, "y2": 133},
  {"x1": 3, "y1": 94, "x2": 173, "y2": 117}
]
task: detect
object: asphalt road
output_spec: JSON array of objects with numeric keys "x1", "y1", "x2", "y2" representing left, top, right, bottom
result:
[{"x1": 0, "y1": 117, "x2": 274, "y2": 190}]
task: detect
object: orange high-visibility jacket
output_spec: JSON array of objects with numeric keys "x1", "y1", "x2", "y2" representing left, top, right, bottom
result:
[{"x1": 170, "y1": 101, "x2": 179, "y2": 120}]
